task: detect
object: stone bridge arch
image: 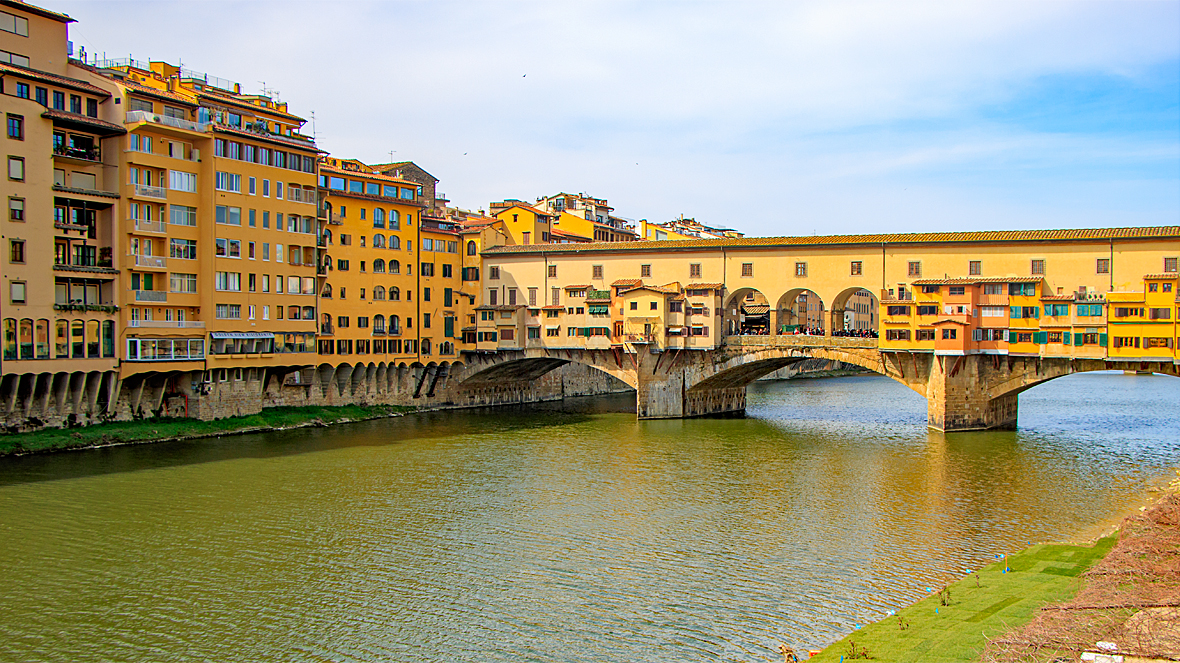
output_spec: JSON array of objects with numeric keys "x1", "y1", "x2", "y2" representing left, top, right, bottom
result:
[
  {"x1": 453, "y1": 347, "x2": 638, "y2": 391},
  {"x1": 774, "y1": 288, "x2": 828, "y2": 336}
]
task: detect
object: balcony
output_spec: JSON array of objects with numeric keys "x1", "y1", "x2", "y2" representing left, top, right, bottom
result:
[
  {"x1": 320, "y1": 324, "x2": 334, "y2": 335},
  {"x1": 132, "y1": 255, "x2": 167, "y2": 269},
  {"x1": 133, "y1": 184, "x2": 168, "y2": 200},
  {"x1": 127, "y1": 320, "x2": 205, "y2": 329},
  {"x1": 977, "y1": 294, "x2": 1009, "y2": 306},
  {"x1": 372, "y1": 328, "x2": 386, "y2": 336},
  {"x1": 133, "y1": 219, "x2": 167, "y2": 234},
  {"x1": 327, "y1": 213, "x2": 344, "y2": 226},
  {"x1": 52, "y1": 143, "x2": 101, "y2": 163},
  {"x1": 125, "y1": 109, "x2": 208, "y2": 134},
  {"x1": 134, "y1": 290, "x2": 168, "y2": 302}
]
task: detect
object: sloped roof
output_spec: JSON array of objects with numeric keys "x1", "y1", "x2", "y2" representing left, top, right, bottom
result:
[
  {"x1": 0, "y1": 62, "x2": 108, "y2": 96},
  {"x1": 611, "y1": 279, "x2": 643, "y2": 287}
]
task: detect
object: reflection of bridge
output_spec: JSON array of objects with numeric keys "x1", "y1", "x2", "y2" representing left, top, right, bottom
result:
[{"x1": 453, "y1": 334, "x2": 1178, "y2": 430}]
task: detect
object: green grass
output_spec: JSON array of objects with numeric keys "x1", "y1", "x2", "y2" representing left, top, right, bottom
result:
[
  {"x1": 0, "y1": 404, "x2": 416, "y2": 456},
  {"x1": 808, "y1": 535, "x2": 1117, "y2": 663}
]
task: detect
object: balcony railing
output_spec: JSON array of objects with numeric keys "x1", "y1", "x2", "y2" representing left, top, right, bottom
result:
[
  {"x1": 126, "y1": 319, "x2": 205, "y2": 328},
  {"x1": 133, "y1": 184, "x2": 168, "y2": 200},
  {"x1": 372, "y1": 328, "x2": 386, "y2": 336},
  {"x1": 52, "y1": 144, "x2": 101, "y2": 162},
  {"x1": 133, "y1": 255, "x2": 167, "y2": 268},
  {"x1": 134, "y1": 290, "x2": 168, "y2": 302},
  {"x1": 125, "y1": 109, "x2": 208, "y2": 133},
  {"x1": 320, "y1": 324, "x2": 334, "y2": 335},
  {"x1": 327, "y1": 213, "x2": 344, "y2": 225},
  {"x1": 133, "y1": 219, "x2": 167, "y2": 234}
]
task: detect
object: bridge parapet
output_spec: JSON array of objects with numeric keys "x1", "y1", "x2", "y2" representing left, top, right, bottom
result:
[{"x1": 723, "y1": 335, "x2": 878, "y2": 351}]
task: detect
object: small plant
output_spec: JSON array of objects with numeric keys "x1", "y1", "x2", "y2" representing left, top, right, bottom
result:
[
  {"x1": 897, "y1": 615, "x2": 909, "y2": 630},
  {"x1": 846, "y1": 639, "x2": 872, "y2": 659},
  {"x1": 938, "y1": 585, "x2": 952, "y2": 606}
]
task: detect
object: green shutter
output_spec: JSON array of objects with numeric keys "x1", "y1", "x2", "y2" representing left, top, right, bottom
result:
[
  {"x1": 1063, "y1": 331, "x2": 1070, "y2": 345},
  {"x1": 444, "y1": 316, "x2": 454, "y2": 338},
  {"x1": 444, "y1": 288, "x2": 453, "y2": 307},
  {"x1": 1074, "y1": 332, "x2": 1084, "y2": 346},
  {"x1": 1011, "y1": 306, "x2": 1020, "y2": 319},
  {"x1": 1099, "y1": 333, "x2": 1108, "y2": 347}
]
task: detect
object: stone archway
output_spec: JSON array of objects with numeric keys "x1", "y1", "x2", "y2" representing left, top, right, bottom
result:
[
  {"x1": 775, "y1": 288, "x2": 827, "y2": 336},
  {"x1": 829, "y1": 286, "x2": 879, "y2": 337},
  {"x1": 723, "y1": 287, "x2": 771, "y2": 336}
]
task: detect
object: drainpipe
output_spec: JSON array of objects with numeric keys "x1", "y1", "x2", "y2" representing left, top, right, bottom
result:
[
  {"x1": 416, "y1": 212, "x2": 421, "y2": 363},
  {"x1": 1108, "y1": 238, "x2": 1114, "y2": 292}
]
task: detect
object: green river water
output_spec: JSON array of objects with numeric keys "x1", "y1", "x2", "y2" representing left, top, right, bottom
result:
[{"x1": 1, "y1": 372, "x2": 1177, "y2": 662}]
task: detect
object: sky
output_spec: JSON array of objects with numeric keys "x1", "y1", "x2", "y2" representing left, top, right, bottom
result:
[{"x1": 58, "y1": 0, "x2": 1180, "y2": 237}]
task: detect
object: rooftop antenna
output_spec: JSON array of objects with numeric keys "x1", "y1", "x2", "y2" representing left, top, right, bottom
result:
[{"x1": 309, "y1": 110, "x2": 317, "y2": 140}]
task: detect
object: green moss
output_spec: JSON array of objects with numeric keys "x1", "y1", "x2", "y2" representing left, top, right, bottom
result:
[
  {"x1": 808, "y1": 535, "x2": 1116, "y2": 663},
  {"x1": 0, "y1": 404, "x2": 416, "y2": 456}
]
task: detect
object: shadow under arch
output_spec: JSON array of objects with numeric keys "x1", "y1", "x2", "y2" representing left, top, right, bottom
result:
[
  {"x1": 456, "y1": 350, "x2": 637, "y2": 390},
  {"x1": 722, "y1": 287, "x2": 771, "y2": 336},
  {"x1": 774, "y1": 288, "x2": 826, "y2": 335}
]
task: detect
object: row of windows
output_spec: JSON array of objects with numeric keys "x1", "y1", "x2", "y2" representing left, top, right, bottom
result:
[
  {"x1": 317, "y1": 338, "x2": 455, "y2": 356},
  {"x1": 2, "y1": 318, "x2": 115, "y2": 360},
  {"x1": 321, "y1": 175, "x2": 417, "y2": 201},
  {"x1": 4, "y1": 73, "x2": 99, "y2": 117},
  {"x1": 213, "y1": 138, "x2": 316, "y2": 173}
]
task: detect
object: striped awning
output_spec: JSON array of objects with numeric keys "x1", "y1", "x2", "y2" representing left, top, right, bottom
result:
[{"x1": 210, "y1": 331, "x2": 275, "y2": 339}]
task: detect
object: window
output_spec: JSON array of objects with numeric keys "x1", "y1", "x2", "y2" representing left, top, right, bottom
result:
[
  {"x1": 689, "y1": 263, "x2": 702, "y2": 279},
  {"x1": 215, "y1": 171, "x2": 241, "y2": 192},
  {"x1": 887, "y1": 305, "x2": 910, "y2": 316},
  {"x1": 170, "y1": 272, "x2": 197, "y2": 293},
  {"x1": 743, "y1": 263, "x2": 754, "y2": 277},
  {"x1": 0, "y1": 50, "x2": 29, "y2": 68},
  {"x1": 86, "y1": 98, "x2": 98, "y2": 118},
  {"x1": 1148, "y1": 307, "x2": 1171, "y2": 320},
  {"x1": 8, "y1": 239, "x2": 24, "y2": 263},
  {"x1": 1165, "y1": 257, "x2": 1178, "y2": 273},
  {"x1": 169, "y1": 170, "x2": 197, "y2": 192},
  {"x1": 215, "y1": 205, "x2": 241, "y2": 225},
  {"x1": 850, "y1": 261, "x2": 862, "y2": 276},
  {"x1": 216, "y1": 304, "x2": 241, "y2": 319},
  {"x1": 1096, "y1": 258, "x2": 1110, "y2": 274},
  {"x1": 420, "y1": 262, "x2": 434, "y2": 277},
  {"x1": 629, "y1": 301, "x2": 638, "y2": 310},
  {"x1": 215, "y1": 238, "x2": 241, "y2": 258},
  {"x1": 215, "y1": 271, "x2": 241, "y2": 291},
  {"x1": 6, "y1": 114, "x2": 23, "y2": 140},
  {"x1": 942, "y1": 328, "x2": 957, "y2": 340},
  {"x1": 884, "y1": 329, "x2": 910, "y2": 341},
  {"x1": 0, "y1": 12, "x2": 30, "y2": 36},
  {"x1": 70, "y1": 95, "x2": 81, "y2": 113},
  {"x1": 170, "y1": 204, "x2": 197, "y2": 226},
  {"x1": 170, "y1": 238, "x2": 198, "y2": 260},
  {"x1": 969, "y1": 261, "x2": 981, "y2": 276},
  {"x1": 650, "y1": 301, "x2": 658, "y2": 310},
  {"x1": 907, "y1": 261, "x2": 921, "y2": 277},
  {"x1": 1030, "y1": 259, "x2": 1045, "y2": 275},
  {"x1": 8, "y1": 156, "x2": 24, "y2": 180},
  {"x1": 489, "y1": 266, "x2": 500, "y2": 280},
  {"x1": 592, "y1": 265, "x2": 603, "y2": 279},
  {"x1": 948, "y1": 286, "x2": 965, "y2": 296},
  {"x1": 917, "y1": 305, "x2": 938, "y2": 316},
  {"x1": 640, "y1": 264, "x2": 651, "y2": 278},
  {"x1": 1008, "y1": 282, "x2": 1036, "y2": 296},
  {"x1": 916, "y1": 329, "x2": 935, "y2": 341},
  {"x1": 8, "y1": 197, "x2": 23, "y2": 221}
]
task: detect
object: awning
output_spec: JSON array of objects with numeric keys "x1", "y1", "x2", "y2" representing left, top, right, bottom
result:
[
  {"x1": 210, "y1": 331, "x2": 276, "y2": 339},
  {"x1": 741, "y1": 304, "x2": 770, "y2": 315},
  {"x1": 587, "y1": 305, "x2": 610, "y2": 314}
]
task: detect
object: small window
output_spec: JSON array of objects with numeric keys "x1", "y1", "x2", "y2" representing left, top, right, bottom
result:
[
  {"x1": 1095, "y1": 258, "x2": 1110, "y2": 274},
  {"x1": 640, "y1": 264, "x2": 651, "y2": 278},
  {"x1": 907, "y1": 261, "x2": 921, "y2": 277},
  {"x1": 548, "y1": 264, "x2": 557, "y2": 278},
  {"x1": 850, "y1": 261, "x2": 862, "y2": 276},
  {"x1": 1164, "y1": 257, "x2": 1178, "y2": 273},
  {"x1": 9, "y1": 239, "x2": 24, "y2": 263},
  {"x1": 489, "y1": 266, "x2": 500, "y2": 280},
  {"x1": 630, "y1": 301, "x2": 638, "y2": 310},
  {"x1": 793, "y1": 262, "x2": 805, "y2": 277},
  {"x1": 6, "y1": 114, "x2": 23, "y2": 140},
  {"x1": 689, "y1": 263, "x2": 701, "y2": 279},
  {"x1": 592, "y1": 265, "x2": 604, "y2": 279},
  {"x1": 8, "y1": 197, "x2": 24, "y2": 221},
  {"x1": 650, "y1": 301, "x2": 657, "y2": 310},
  {"x1": 742, "y1": 263, "x2": 754, "y2": 277},
  {"x1": 7, "y1": 156, "x2": 25, "y2": 181},
  {"x1": 9, "y1": 280, "x2": 26, "y2": 304},
  {"x1": 968, "y1": 261, "x2": 981, "y2": 276},
  {"x1": 942, "y1": 328, "x2": 957, "y2": 340},
  {"x1": 1031, "y1": 259, "x2": 1045, "y2": 275}
]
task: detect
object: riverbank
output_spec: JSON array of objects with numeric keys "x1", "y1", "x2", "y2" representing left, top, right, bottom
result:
[
  {"x1": 0, "y1": 404, "x2": 416, "y2": 457},
  {"x1": 807, "y1": 476, "x2": 1180, "y2": 663}
]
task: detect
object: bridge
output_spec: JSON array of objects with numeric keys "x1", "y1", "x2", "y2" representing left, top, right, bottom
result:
[{"x1": 456, "y1": 227, "x2": 1180, "y2": 430}]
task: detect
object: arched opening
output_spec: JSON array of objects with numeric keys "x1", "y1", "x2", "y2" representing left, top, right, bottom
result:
[
  {"x1": 723, "y1": 288, "x2": 771, "y2": 336},
  {"x1": 467, "y1": 240, "x2": 477, "y2": 255},
  {"x1": 775, "y1": 289, "x2": 827, "y2": 336},
  {"x1": 829, "y1": 287, "x2": 879, "y2": 338}
]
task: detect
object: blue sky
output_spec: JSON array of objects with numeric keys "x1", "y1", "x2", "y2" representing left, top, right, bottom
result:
[{"x1": 59, "y1": 0, "x2": 1179, "y2": 236}]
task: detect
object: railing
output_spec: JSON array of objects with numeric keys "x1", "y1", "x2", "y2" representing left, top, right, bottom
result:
[
  {"x1": 134, "y1": 290, "x2": 167, "y2": 302},
  {"x1": 625, "y1": 334, "x2": 656, "y2": 343},
  {"x1": 133, "y1": 184, "x2": 168, "y2": 200},
  {"x1": 133, "y1": 255, "x2": 167, "y2": 268},
  {"x1": 125, "y1": 110, "x2": 208, "y2": 133},
  {"x1": 372, "y1": 328, "x2": 386, "y2": 336},
  {"x1": 976, "y1": 294, "x2": 1008, "y2": 306},
  {"x1": 133, "y1": 219, "x2": 167, "y2": 234},
  {"x1": 725, "y1": 335, "x2": 878, "y2": 349},
  {"x1": 327, "y1": 213, "x2": 344, "y2": 225},
  {"x1": 127, "y1": 320, "x2": 205, "y2": 328},
  {"x1": 52, "y1": 144, "x2": 101, "y2": 161},
  {"x1": 320, "y1": 324, "x2": 334, "y2": 335}
]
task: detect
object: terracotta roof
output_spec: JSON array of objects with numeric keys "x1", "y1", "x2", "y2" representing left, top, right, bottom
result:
[
  {"x1": 622, "y1": 284, "x2": 679, "y2": 295},
  {"x1": 686, "y1": 283, "x2": 725, "y2": 290},
  {"x1": 564, "y1": 284, "x2": 592, "y2": 290},
  {"x1": 910, "y1": 276, "x2": 1042, "y2": 285},
  {"x1": 1040, "y1": 294, "x2": 1075, "y2": 300},
  {"x1": 41, "y1": 108, "x2": 126, "y2": 134},
  {"x1": 0, "y1": 62, "x2": 109, "y2": 96},
  {"x1": 611, "y1": 279, "x2": 642, "y2": 287},
  {"x1": 320, "y1": 164, "x2": 417, "y2": 186},
  {"x1": 932, "y1": 318, "x2": 970, "y2": 325},
  {"x1": 119, "y1": 78, "x2": 198, "y2": 106},
  {"x1": 196, "y1": 91, "x2": 305, "y2": 122},
  {"x1": 484, "y1": 226, "x2": 1180, "y2": 255},
  {"x1": 1142, "y1": 273, "x2": 1179, "y2": 280},
  {"x1": 541, "y1": 305, "x2": 564, "y2": 310},
  {"x1": 213, "y1": 125, "x2": 319, "y2": 153},
  {"x1": 741, "y1": 304, "x2": 771, "y2": 314}
]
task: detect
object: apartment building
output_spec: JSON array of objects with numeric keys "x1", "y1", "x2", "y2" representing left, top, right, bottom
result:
[
  {"x1": 534, "y1": 192, "x2": 638, "y2": 242},
  {"x1": 2, "y1": 1, "x2": 122, "y2": 383},
  {"x1": 316, "y1": 158, "x2": 467, "y2": 363}
]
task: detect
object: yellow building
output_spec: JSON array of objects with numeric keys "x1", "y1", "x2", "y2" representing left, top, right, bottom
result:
[
  {"x1": 316, "y1": 158, "x2": 466, "y2": 364},
  {"x1": 1107, "y1": 273, "x2": 1178, "y2": 361},
  {"x1": 534, "y1": 192, "x2": 638, "y2": 242},
  {"x1": 489, "y1": 200, "x2": 556, "y2": 245},
  {"x1": 2, "y1": 2, "x2": 122, "y2": 387}
]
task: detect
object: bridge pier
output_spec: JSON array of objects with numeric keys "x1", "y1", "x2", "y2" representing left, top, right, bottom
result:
[{"x1": 924, "y1": 354, "x2": 1020, "y2": 432}]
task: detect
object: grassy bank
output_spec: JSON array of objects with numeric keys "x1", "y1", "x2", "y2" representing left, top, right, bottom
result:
[
  {"x1": 807, "y1": 536, "x2": 1117, "y2": 663},
  {"x1": 0, "y1": 404, "x2": 416, "y2": 456}
]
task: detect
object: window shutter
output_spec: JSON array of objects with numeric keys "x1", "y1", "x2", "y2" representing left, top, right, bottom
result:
[
  {"x1": 444, "y1": 316, "x2": 454, "y2": 338},
  {"x1": 1063, "y1": 331, "x2": 1070, "y2": 345},
  {"x1": 444, "y1": 288, "x2": 453, "y2": 307},
  {"x1": 1075, "y1": 333, "x2": 1084, "y2": 346},
  {"x1": 973, "y1": 329, "x2": 982, "y2": 342},
  {"x1": 1003, "y1": 329, "x2": 1010, "y2": 342},
  {"x1": 1010, "y1": 306, "x2": 1020, "y2": 319},
  {"x1": 1099, "y1": 333, "x2": 1107, "y2": 347}
]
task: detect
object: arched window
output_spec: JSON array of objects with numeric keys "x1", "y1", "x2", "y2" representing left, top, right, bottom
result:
[
  {"x1": 389, "y1": 287, "x2": 400, "y2": 301},
  {"x1": 389, "y1": 259, "x2": 400, "y2": 275},
  {"x1": 373, "y1": 286, "x2": 386, "y2": 300},
  {"x1": 71, "y1": 320, "x2": 84, "y2": 358},
  {"x1": 35, "y1": 319, "x2": 49, "y2": 359},
  {"x1": 360, "y1": 288, "x2": 366, "y2": 300},
  {"x1": 421, "y1": 339, "x2": 431, "y2": 355},
  {"x1": 373, "y1": 314, "x2": 386, "y2": 332},
  {"x1": 373, "y1": 234, "x2": 385, "y2": 249},
  {"x1": 389, "y1": 209, "x2": 400, "y2": 229},
  {"x1": 2, "y1": 318, "x2": 15, "y2": 360},
  {"x1": 320, "y1": 313, "x2": 331, "y2": 333},
  {"x1": 467, "y1": 240, "x2": 477, "y2": 256},
  {"x1": 86, "y1": 319, "x2": 100, "y2": 358},
  {"x1": 373, "y1": 208, "x2": 385, "y2": 228},
  {"x1": 54, "y1": 320, "x2": 67, "y2": 358},
  {"x1": 390, "y1": 315, "x2": 401, "y2": 334},
  {"x1": 322, "y1": 254, "x2": 332, "y2": 271},
  {"x1": 323, "y1": 229, "x2": 332, "y2": 244},
  {"x1": 101, "y1": 320, "x2": 114, "y2": 357},
  {"x1": 322, "y1": 283, "x2": 333, "y2": 298},
  {"x1": 18, "y1": 318, "x2": 33, "y2": 359},
  {"x1": 373, "y1": 259, "x2": 385, "y2": 273},
  {"x1": 389, "y1": 235, "x2": 400, "y2": 250}
]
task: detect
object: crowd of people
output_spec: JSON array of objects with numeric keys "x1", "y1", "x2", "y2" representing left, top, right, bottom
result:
[{"x1": 832, "y1": 328, "x2": 879, "y2": 338}]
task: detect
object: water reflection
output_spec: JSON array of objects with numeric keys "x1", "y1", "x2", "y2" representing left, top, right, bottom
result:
[{"x1": 0, "y1": 372, "x2": 1176, "y2": 662}]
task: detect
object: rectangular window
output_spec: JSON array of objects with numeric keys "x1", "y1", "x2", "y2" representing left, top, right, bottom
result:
[
  {"x1": 592, "y1": 265, "x2": 603, "y2": 279},
  {"x1": 249, "y1": 177, "x2": 256, "y2": 195},
  {"x1": 850, "y1": 261, "x2": 862, "y2": 276},
  {"x1": 215, "y1": 205, "x2": 241, "y2": 225},
  {"x1": 170, "y1": 272, "x2": 197, "y2": 293},
  {"x1": 215, "y1": 171, "x2": 241, "y2": 192},
  {"x1": 547, "y1": 264, "x2": 557, "y2": 278},
  {"x1": 690, "y1": 263, "x2": 702, "y2": 279},
  {"x1": 907, "y1": 261, "x2": 921, "y2": 277},
  {"x1": 0, "y1": 12, "x2": 30, "y2": 36},
  {"x1": 968, "y1": 261, "x2": 981, "y2": 276},
  {"x1": 215, "y1": 272, "x2": 241, "y2": 291},
  {"x1": 916, "y1": 329, "x2": 935, "y2": 341},
  {"x1": 740, "y1": 263, "x2": 753, "y2": 277},
  {"x1": 1096, "y1": 258, "x2": 1110, "y2": 274},
  {"x1": 942, "y1": 328, "x2": 957, "y2": 340},
  {"x1": 8, "y1": 197, "x2": 24, "y2": 221},
  {"x1": 215, "y1": 304, "x2": 241, "y2": 319},
  {"x1": 1165, "y1": 257, "x2": 1178, "y2": 273},
  {"x1": 6, "y1": 114, "x2": 23, "y2": 140},
  {"x1": 1031, "y1": 259, "x2": 1045, "y2": 275},
  {"x1": 8, "y1": 156, "x2": 25, "y2": 180},
  {"x1": 170, "y1": 238, "x2": 197, "y2": 259},
  {"x1": 948, "y1": 286, "x2": 966, "y2": 296},
  {"x1": 640, "y1": 264, "x2": 651, "y2": 278},
  {"x1": 9, "y1": 239, "x2": 25, "y2": 263},
  {"x1": 169, "y1": 204, "x2": 197, "y2": 226},
  {"x1": 489, "y1": 266, "x2": 500, "y2": 280},
  {"x1": 169, "y1": 170, "x2": 197, "y2": 192}
]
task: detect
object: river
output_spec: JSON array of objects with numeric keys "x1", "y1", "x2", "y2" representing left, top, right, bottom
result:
[{"x1": 1, "y1": 371, "x2": 1177, "y2": 662}]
